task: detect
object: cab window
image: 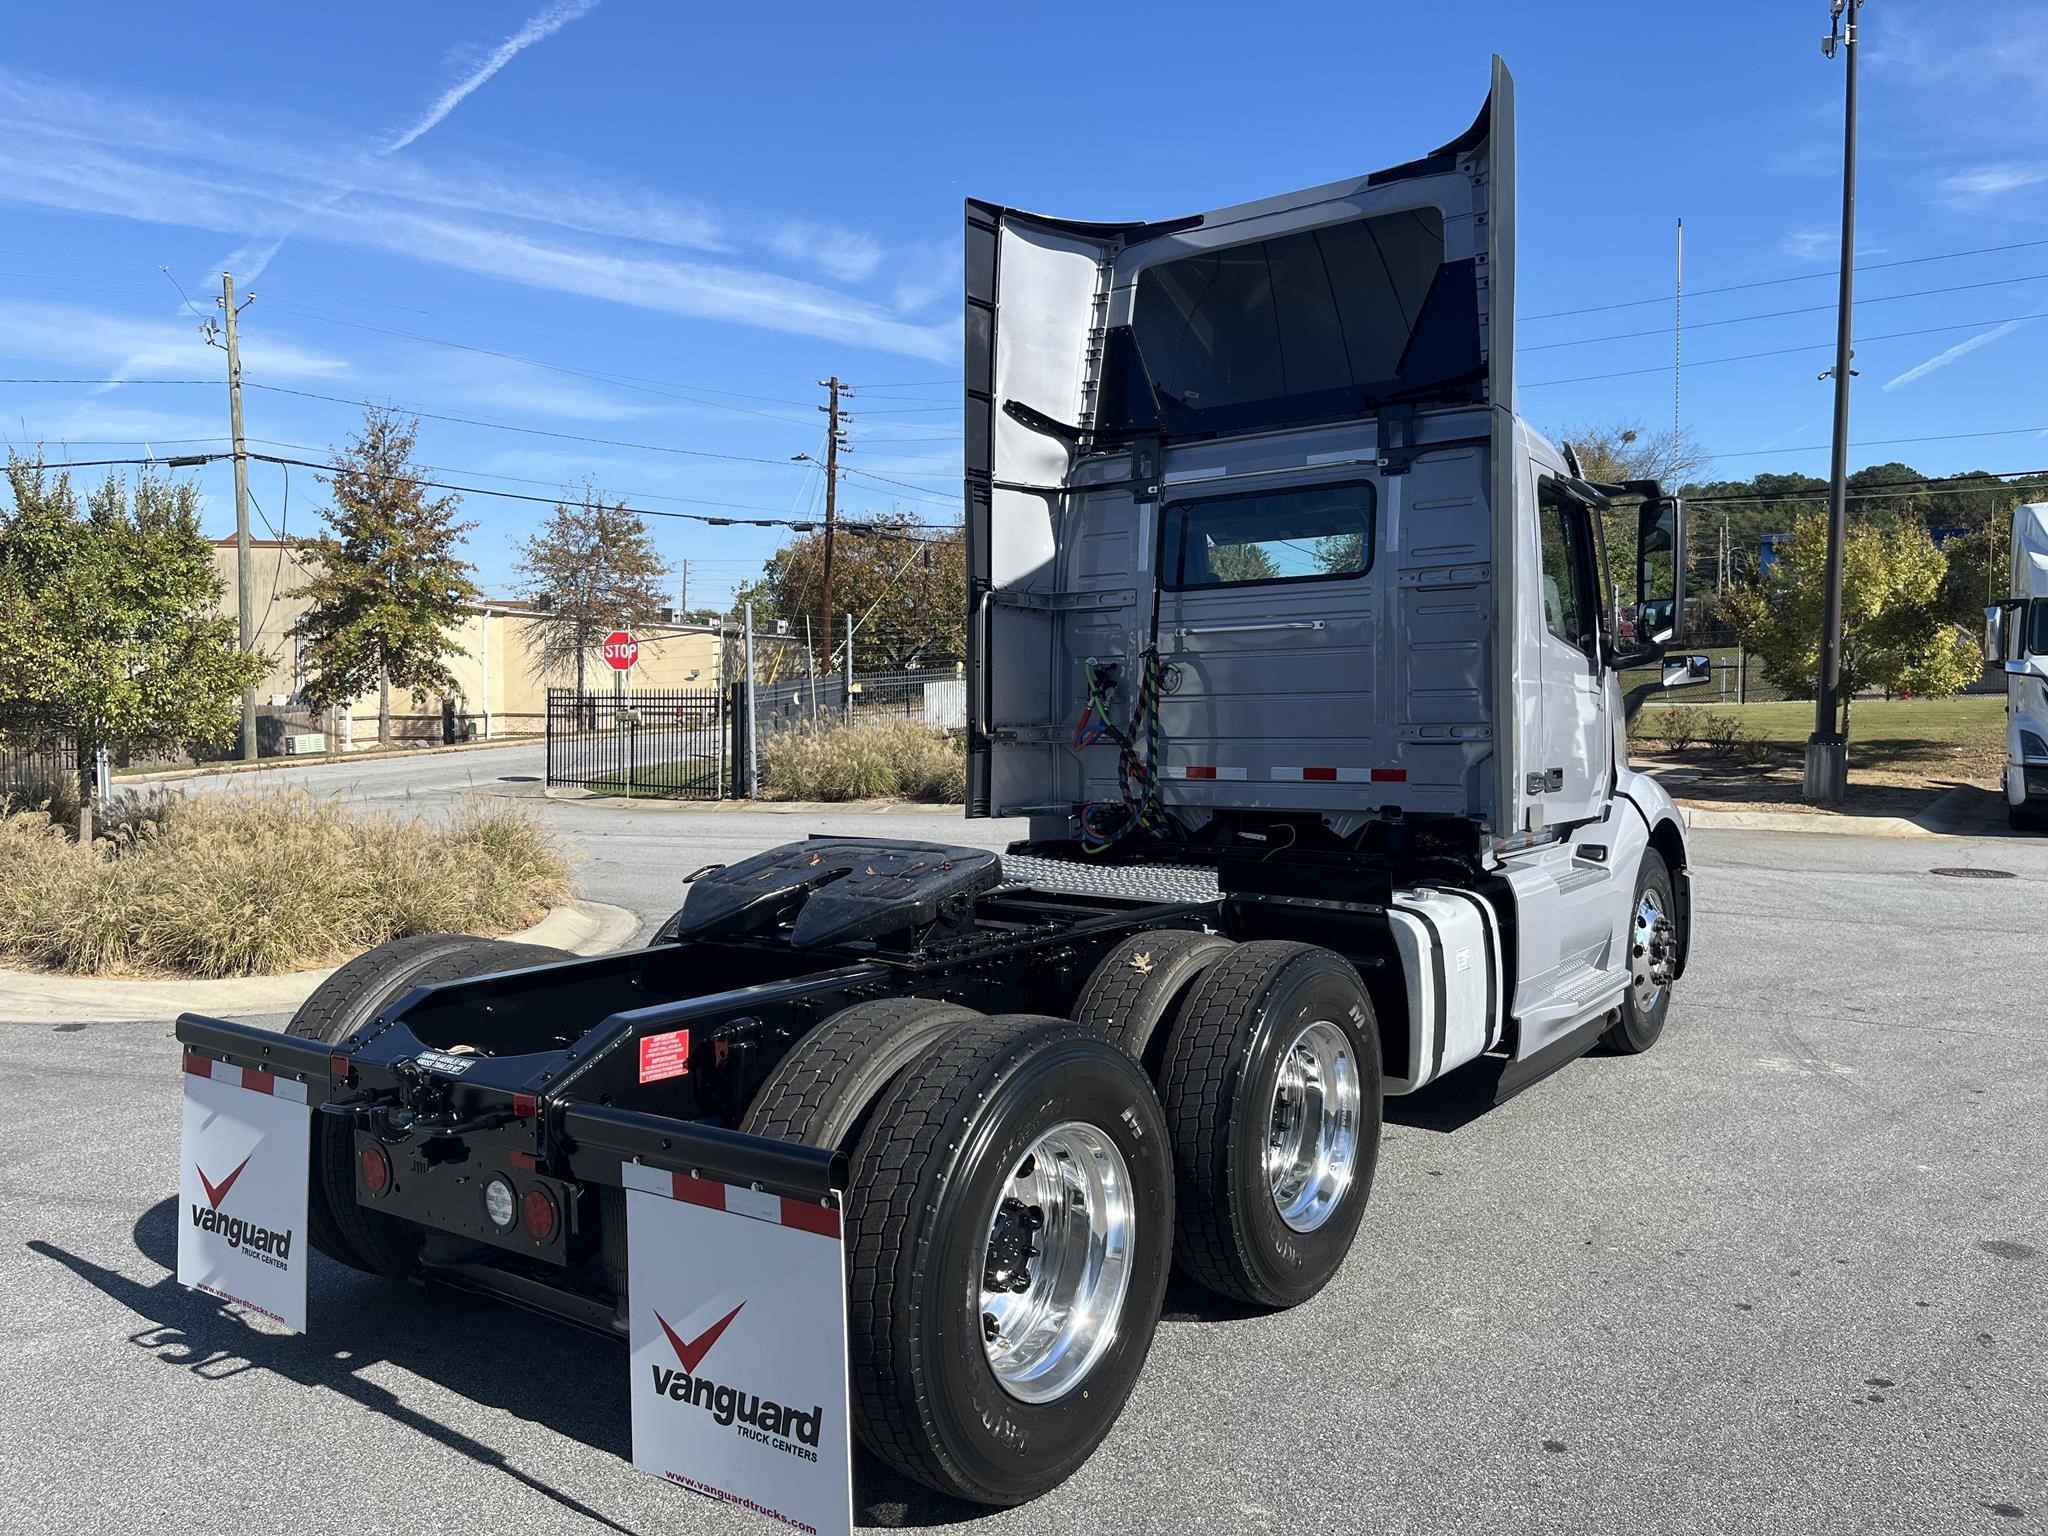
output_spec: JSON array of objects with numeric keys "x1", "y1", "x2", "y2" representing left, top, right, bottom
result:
[{"x1": 1538, "y1": 480, "x2": 1595, "y2": 655}]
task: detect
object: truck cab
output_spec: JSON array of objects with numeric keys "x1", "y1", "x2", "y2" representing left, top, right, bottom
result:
[
  {"x1": 1986, "y1": 502, "x2": 2048, "y2": 830},
  {"x1": 966, "y1": 55, "x2": 1703, "y2": 1079}
]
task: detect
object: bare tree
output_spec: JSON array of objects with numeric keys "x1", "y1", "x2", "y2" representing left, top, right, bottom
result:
[
  {"x1": 515, "y1": 485, "x2": 673, "y2": 694},
  {"x1": 1558, "y1": 419, "x2": 1711, "y2": 489}
]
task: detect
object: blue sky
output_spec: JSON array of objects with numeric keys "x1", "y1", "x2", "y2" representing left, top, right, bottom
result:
[{"x1": 2, "y1": 0, "x2": 2044, "y2": 609}]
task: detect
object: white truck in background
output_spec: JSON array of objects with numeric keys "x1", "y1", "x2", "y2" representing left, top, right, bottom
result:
[{"x1": 1987, "y1": 502, "x2": 2048, "y2": 830}]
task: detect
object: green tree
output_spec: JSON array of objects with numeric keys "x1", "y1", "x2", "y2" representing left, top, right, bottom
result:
[
  {"x1": 1723, "y1": 508, "x2": 1978, "y2": 740},
  {"x1": 0, "y1": 458, "x2": 263, "y2": 823},
  {"x1": 515, "y1": 484, "x2": 673, "y2": 695},
  {"x1": 291, "y1": 408, "x2": 480, "y2": 744},
  {"x1": 735, "y1": 514, "x2": 965, "y2": 672}
]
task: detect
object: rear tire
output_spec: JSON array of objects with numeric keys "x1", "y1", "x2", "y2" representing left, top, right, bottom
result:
[
  {"x1": 2010, "y1": 801, "x2": 2048, "y2": 833},
  {"x1": 1070, "y1": 929, "x2": 1234, "y2": 1074},
  {"x1": 741, "y1": 996, "x2": 982, "y2": 1151},
  {"x1": 846, "y1": 1016, "x2": 1173, "y2": 1506},
  {"x1": 1158, "y1": 941, "x2": 1381, "y2": 1309},
  {"x1": 600, "y1": 996, "x2": 984, "y2": 1303},
  {"x1": 1601, "y1": 849, "x2": 1676, "y2": 1053},
  {"x1": 286, "y1": 934, "x2": 574, "y2": 1279}
]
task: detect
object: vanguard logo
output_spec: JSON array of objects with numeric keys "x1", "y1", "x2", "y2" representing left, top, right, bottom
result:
[
  {"x1": 190, "y1": 1154, "x2": 294, "y2": 1264},
  {"x1": 649, "y1": 1301, "x2": 824, "y2": 1452}
]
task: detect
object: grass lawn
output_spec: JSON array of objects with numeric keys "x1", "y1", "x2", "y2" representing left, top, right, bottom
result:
[
  {"x1": 578, "y1": 756, "x2": 720, "y2": 798},
  {"x1": 1700, "y1": 696, "x2": 2002, "y2": 774},
  {"x1": 1633, "y1": 694, "x2": 2005, "y2": 811}
]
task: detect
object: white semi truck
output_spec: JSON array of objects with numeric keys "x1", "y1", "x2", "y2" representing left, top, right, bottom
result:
[
  {"x1": 1987, "y1": 501, "x2": 2048, "y2": 830},
  {"x1": 170, "y1": 55, "x2": 1710, "y2": 1529}
]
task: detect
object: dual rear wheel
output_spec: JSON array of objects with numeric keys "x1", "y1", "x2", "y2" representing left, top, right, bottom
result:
[{"x1": 745, "y1": 936, "x2": 1382, "y2": 1504}]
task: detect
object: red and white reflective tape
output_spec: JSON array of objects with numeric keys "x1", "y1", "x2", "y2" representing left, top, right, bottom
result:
[
  {"x1": 181, "y1": 1051, "x2": 309, "y2": 1103},
  {"x1": 1164, "y1": 764, "x2": 1249, "y2": 781},
  {"x1": 621, "y1": 1158, "x2": 840, "y2": 1240},
  {"x1": 1270, "y1": 766, "x2": 1408, "y2": 784}
]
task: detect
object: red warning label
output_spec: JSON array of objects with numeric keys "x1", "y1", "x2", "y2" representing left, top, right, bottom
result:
[{"x1": 639, "y1": 1029, "x2": 691, "y2": 1084}]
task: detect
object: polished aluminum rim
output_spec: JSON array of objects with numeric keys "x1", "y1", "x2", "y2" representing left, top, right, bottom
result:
[
  {"x1": 980, "y1": 1121, "x2": 1133, "y2": 1404},
  {"x1": 1630, "y1": 889, "x2": 1676, "y2": 1013},
  {"x1": 1267, "y1": 1020, "x2": 1360, "y2": 1234}
]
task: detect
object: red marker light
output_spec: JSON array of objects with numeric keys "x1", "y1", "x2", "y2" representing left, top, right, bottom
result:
[
  {"x1": 360, "y1": 1143, "x2": 392, "y2": 1196},
  {"x1": 512, "y1": 1093, "x2": 538, "y2": 1119},
  {"x1": 521, "y1": 1187, "x2": 559, "y2": 1242}
]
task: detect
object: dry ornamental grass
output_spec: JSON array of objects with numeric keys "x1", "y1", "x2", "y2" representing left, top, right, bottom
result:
[
  {"x1": 0, "y1": 789, "x2": 570, "y2": 977},
  {"x1": 760, "y1": 720, "x2": 966, "y2": 803}
]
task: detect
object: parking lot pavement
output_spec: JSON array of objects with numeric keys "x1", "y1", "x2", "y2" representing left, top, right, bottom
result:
[{"x1": 3, "y1": 824, "x2": 2043, "y2": 1534}]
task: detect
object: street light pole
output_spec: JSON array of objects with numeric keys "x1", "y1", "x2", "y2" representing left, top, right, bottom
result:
[{"x1": 1805, "y1": 0, "x2": 1861, "y2": 804}]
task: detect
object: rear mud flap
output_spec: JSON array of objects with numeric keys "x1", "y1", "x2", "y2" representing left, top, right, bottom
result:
[
  {"x1": 624, "y1": 1160, "x2": 853, "y2": 1536},
  {"x1": 176, "y1": 1052, "x2": 312, "y2": 1333}
]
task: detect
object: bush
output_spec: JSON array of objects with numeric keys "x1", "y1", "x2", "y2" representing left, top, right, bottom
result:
[
  {"x1": 0, "y1": 789, "x2": 570, "y2": 977},
  {"x1": 761, "y1": 721, "x2": 966, "y2": 803}
]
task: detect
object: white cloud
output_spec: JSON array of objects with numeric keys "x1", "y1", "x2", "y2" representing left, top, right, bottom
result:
[
  {"x1": 0, "y1": 301, "x2": 352, "y2": 384},
  {"x1": 770, "y1": 222, "x2": 886, "y2": 284},
  {"x1": 1940, "y1": 163, "x2": 2048, "y2": 202},
  {"x1": 389, "y1": 0, "x2": 600, "y2": 155},
  {"x1": 1781, "y1": 228, "x2": 1834, "y2": 263},
  {"x1": 1882, "y1": 303, "x2": 2048, "y2": 391},
  {"x1": 0, "y1": 66, "x2": 933, "y2": 359}
]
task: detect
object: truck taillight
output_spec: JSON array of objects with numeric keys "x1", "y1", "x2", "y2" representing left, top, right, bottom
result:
[
  {"x1": 521, "y1": 1187, "x2": 559, "y2": 1242},
  {"x1": 360, "y1": 1143, "x2": 392, "y2": 1197}
]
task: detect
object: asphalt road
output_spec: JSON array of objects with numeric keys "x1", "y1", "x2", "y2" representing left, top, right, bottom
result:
[{"x1": 6, "y1": 753, "x2": 2043, "y2": 1534}]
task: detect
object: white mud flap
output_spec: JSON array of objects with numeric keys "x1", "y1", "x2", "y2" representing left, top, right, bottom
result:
[
  {"x1": 623, "y1": 1161, "x2": 853, "y2": 1536},
  {"x1": 176, "y1": 1052, "x2": 312, "y2": 1333}
]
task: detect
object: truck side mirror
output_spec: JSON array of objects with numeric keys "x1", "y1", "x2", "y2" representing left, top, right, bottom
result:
[
  {"x1": 1636, "y1": 497, "x2": 1683, "y2": 646},
  {"x1": 1662, "y1": 654, "x2": 1711, "y2": 689},
  {"x1": 1987, "y1": 600, "x2": 2025, "y2": 665}
]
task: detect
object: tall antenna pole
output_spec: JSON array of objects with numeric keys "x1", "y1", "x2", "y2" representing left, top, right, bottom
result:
[
  {"x1": 1673, "y1": 218, "x2": 1684, "y2": 445},
  {"x1": 1806, "y1": 0, "x2": 1860, "y2": 805}
]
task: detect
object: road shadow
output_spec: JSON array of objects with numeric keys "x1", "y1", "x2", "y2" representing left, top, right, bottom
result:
[
  {"x1": 27, "y1": 1197, "x2": 991, "y2": 1530},
  {"x1": 1383, "y1": 1057, "x2": 1517, "y2": 1134}
]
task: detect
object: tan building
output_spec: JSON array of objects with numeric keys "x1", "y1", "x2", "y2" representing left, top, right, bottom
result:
[{"x1": 212, "y1": 540, "x2": 724, "y2": 745}]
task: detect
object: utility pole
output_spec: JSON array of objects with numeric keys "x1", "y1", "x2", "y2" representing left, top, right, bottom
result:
[
  {"x1": 221, "y1": 273, "x2": 257, "y2": 761},
  {"x1": 1806, "y1": 0, "x2": 1860, "y2": 804},
  {"x1": 677, "y1": 558, "x2": 689, "y2": 617},
  {"x1": 743, "y1": 601, "x2": 759, "y2": 799},
  {"x1": 818, "y1": 377, "x2": 851, "y2": 657}
]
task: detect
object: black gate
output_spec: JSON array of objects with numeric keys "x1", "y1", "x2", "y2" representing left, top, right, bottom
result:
[{"x1": 545, "y1": 688, "x2": 726, "y2": 799}]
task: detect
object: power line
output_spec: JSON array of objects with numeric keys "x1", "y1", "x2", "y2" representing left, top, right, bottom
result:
[
  {"x1": 1706, "y1": 423, "x2": 2048, "y2": 463},
  {"x1": 241, "y1": 382, "x2": 807, "y2": 467},
  {"x1": 0, "y1": 377, "x2": 215, "y2": 386},
  {"x1": 1525, "y1": 272, "x2": 2048, "y2": 354},
  {"x1": 1688, "y1": 465, "x2": 2048, "y2": 507},
  {"x1": 255, "y1": 297, "x2": 818, "y2": 424},
  {"x1": 1525, "y1": 312, "x2": 2048, "y2": 389},
  {"x1": 1524, "y1": 236, "x2": 2048, "y2": 322}
]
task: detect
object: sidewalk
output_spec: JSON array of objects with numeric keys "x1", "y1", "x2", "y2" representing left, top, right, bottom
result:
[
  {"x1": 0, "y1": 899, "x2": 639, "y2": 1026},
  {"x1": 116, "y1": 734, "x2": 539, "y2": 787}
]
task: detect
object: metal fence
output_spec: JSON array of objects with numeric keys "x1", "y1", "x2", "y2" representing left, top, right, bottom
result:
[
  {"x1": 750, "y1": 667, "x2": 966, "y2": 744},
  {"x1": 0, "y1": 732, "x2": 80, "y2": 804},
  {"x1": 544, "y1": 687, "x2": 727, "y2": 799}
]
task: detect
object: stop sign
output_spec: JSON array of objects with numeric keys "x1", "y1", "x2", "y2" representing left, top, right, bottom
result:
[{"x1": 600, "y1": 630, "x2": 639, "y2": 672}]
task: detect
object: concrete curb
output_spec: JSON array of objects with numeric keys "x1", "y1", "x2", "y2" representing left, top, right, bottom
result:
[
  {"x1": 541, "y1": 786, "x2": 964, "y2": 816},
  {"x1": 0, "y1": 899, "x2": 640, "y2": 1026},
  {"x1": 1676, "y1": 785, "x2": 2005, "y2": 839}
]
